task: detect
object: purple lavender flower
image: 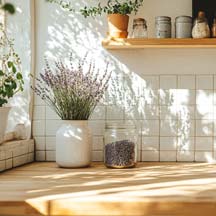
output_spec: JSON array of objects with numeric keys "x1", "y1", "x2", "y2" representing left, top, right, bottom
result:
[{"x1": 32, "y1": 54, "x2": 111, "y2": 120}]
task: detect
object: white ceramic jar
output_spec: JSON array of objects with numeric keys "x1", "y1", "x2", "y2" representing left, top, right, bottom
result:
[
  {"x1": 0, "y1": 107, "x2": 11, "y2": 144},
  {"x1": 56, "y1": 121, "x2": 92, "y2": 168}
]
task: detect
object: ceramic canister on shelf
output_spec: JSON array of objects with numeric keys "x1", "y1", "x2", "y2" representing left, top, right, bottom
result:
[
  {"x1": 155, "y1": 16, "x2": 172, "y2": 38},
  {"x1": 175, "y1": 16, "x2": 193, "y2": 38}
]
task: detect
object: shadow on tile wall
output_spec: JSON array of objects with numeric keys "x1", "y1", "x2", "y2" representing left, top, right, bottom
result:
[{"x1": 33, "y1": 1, "x2": 216, "y2": 163}]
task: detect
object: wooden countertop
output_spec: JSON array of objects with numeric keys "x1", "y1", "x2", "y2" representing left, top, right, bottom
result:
[{"x1": 1, "y1": 162, "x2": 216, "y2": 216}]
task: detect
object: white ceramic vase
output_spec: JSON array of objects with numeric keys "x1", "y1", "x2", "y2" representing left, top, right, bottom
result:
[
  {"x1": 0, "y1": 107, "x2": 11, "y2": 144},
  {"x1": 56, "y1": 120, "x2": 92, "y2": 168}
]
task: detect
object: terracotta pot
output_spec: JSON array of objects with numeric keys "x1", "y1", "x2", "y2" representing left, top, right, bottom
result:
[{"x1": 107, "y1": 14, "x2": 129, "y2": 38}]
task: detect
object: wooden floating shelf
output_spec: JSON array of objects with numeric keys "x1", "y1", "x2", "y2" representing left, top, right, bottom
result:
[{"x1": 102, "y1": 38, "x2": 216, "y2": 49}]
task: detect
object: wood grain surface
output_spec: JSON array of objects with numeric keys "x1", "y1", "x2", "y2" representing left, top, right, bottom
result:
[
  {"x1": 102, "y1": 38, "x2": 216, "y2": 49},
  {"x1": 1, "y1": 162, "x2": 216, "y2": 216}
]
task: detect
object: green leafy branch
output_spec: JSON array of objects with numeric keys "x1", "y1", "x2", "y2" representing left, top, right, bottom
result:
[
  {"x1": 47, "y1": 0, "x2": 144, "y2": 18},
  {"x1": 0, "y1": 0, "x2": 15, "y2": 14},
  {"x1": 0, "y1": 24, "x2": 24, "y2": 107}
]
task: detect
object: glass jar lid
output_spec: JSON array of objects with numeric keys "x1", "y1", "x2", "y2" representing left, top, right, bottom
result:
[
  {"x1": 175, "y1": 16, "x2": 192, "y2": 23},
  {"x1": 133, "y1": 18, "x2": 147, "y2": 25},
  {"x1": 155, "y1": 16, "x2": 171, "y2": 22}
]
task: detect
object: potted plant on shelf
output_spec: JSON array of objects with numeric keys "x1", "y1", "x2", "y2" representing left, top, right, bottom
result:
[
  {"x1": 48, "y1": 0, "x2": 144, "y2": 38},
  {"x1": 32, "y1": 54, "x2": 111, "y2": 168},
  {"x1": 0, "y1": 24, "x2": 24, "y2": 144}
]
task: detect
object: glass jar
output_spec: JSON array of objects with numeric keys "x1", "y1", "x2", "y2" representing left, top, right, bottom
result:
[
  {"x1": 212, "y1": 18, "x2": 216, "y2": 38},
  {"x1": 155, "y1": 16, "x2": 172, "y2": 38},
  {"x1": 175, "y1": 16, "x2": 192, "y2": 38},
  {"x1": 131, "y1": 18, "x2": 148, "y2": 38},
  {"x1": 104, "y1": 123, "x2": 138, "y2": 169},
  {"x1": 192, "y1": 11, "x2": 210, "y2": 38}
]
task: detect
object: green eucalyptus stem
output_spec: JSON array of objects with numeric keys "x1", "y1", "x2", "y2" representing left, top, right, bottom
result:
[{"x1": 47, "y1": 0, "x2": 144, "y2": 18}]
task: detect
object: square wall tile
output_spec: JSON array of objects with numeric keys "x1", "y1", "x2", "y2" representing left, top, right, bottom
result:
[
  {"x1": 90, "y1": 106, "x2": 106, "y2": 120},
  {"x1": 5, "y1": 159, "x2": 12, "y2": 170},
  {"x1": 46, "y1": 120, "x2": 62, "y2": 136},
  {"x1": 33, "y1": 106, "x2": 45, "y2": 120},
  {"x1": 178, "y1": 120, "x2": 195, "y2": 137},
  {"x1": 196, "y1": 137, "x2": 213, "y2": 151},
  {"x1": 142, "y1": 76, "x2": 159, "y2": 89},
  {"x1": 196, "y1": 90, "x2": 214, "y2": 106},
  {"x1": 196, "y1": 105, "x2": 214, "y2": 120},
  {"x1": 159, "y1": 89, "x2": 178, "y2": 106},
  {"x1": 178, "y1": 105, "x2": 195, "y2": 120},
  {"x1": 88, "y1": 121, "x2": 105, "y2": 136},
  {"x1": 160, "y1": 151, "x2": 176, "y2": 162},
  {"x1": 36, "y1": 151, "x2": 45, "y2": 161},
  {"x1": 196, "y1": 120, "x2": 213, "y2": 136},
  {"x1": 34, "y1": 94, "x2": 45, "y2": 106},
  {"x1": 0, "y1": 161, "x2": 5, "y2": 172},
  {"x1": 142, "y1": 137, "x2": 159, "y2": 151},
  {"x1": 143, "y1": 105, "x2": 159, "y2": 120},
  {"x1": 160, "y1": 137, "x2": 177, "y2": 151},
  {"x1": 196, "y1": 75, "x2": 213, "y2": 90},
  {"x1": 106, "y1": 106, "x2": 124, "y2": 120},
  {"x1": 143, "y1": 90, "x2": 159, "y2": 105},
  {"x1": 32, "y1": 120, "x2": 45, "y2": 136},
  {"x1": 46, "y1": 151, "x2": 56, "y2": 161},
  {"x1": 177, "y1": 90, "x2": 196, "y2": 105},
  {"x1": 93, "y1": 136, "x2": 104, "y2": 151},
  {"x1": 125, "y1": 105, "x2": 143, "y2": 120},
  {"x1": 35, "y1": 137, "x2": 45, "y2": 150},
  {"x1": 178, "y1": 137, "x2": 195, "y2": 151},
  {"x1": 160, "y1": 106, "x2": 178, "y2": 120},
  {"x1": 160, "y1": 119, "x2": 178, "y2": 136},
  {"x1": 46, "y1": 106, "x2": 60, "y2": 120},
  {"x1": 160, "y1": 76, "x2": 177, "y2": 89},
  {"x1": 46, "y1": 137, "x2": 56, "y2": 150},
  {"x1": 178, "y1": 75, "x2": 195, "y2": 90},
  {"x1": 92, "y1": 151, "x2": 103, "y2": 162},
  {"x1": 142, "y1": 150, "x2": 159, "y2": 162},
  {"x1": 141, "y1": 120, "x2": 159, "y2": 136},
  {"x1": 195, "y1": 151, "x2": 213, "y2": 162},
  {"x1": 177, "y1": 151, "x2": 194, "y2": 162}
]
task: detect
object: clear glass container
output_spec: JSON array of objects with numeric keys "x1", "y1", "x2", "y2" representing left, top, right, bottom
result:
[
  {"x1": 192, "y1": 11, "x2": 210, "y2": 38},
  {"x1": 131, "y1": 18, "x2": 148, "y2": 38},
  {"x1": 155, "y1": 16, "x2": 172, "y2": 38},
  {"x1": 104, "y1": 123, "x2": 138, "y2": 169},
  {"x1": 212, "y1": 18, "x2": 216, "y2": 38}
]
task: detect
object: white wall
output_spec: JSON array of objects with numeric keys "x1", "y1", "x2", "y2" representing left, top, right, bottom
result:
[
  {"x1": 33, "y1": 0, "x2": 216, "y2": 162},
  {"x1": 6, "y1": 0, "x2": 31, "y2": 138}
]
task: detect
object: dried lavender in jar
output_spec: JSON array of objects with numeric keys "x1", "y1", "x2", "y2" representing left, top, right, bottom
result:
[{"x1": 105, "y1": 140, "x2": 136, "y2": 169}]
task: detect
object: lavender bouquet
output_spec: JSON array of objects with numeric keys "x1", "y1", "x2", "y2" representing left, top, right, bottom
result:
[{"x1": 32, "y1": 54, "x2": 111, "y2": 120}]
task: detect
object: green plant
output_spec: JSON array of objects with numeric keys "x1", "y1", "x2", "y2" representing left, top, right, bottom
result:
[
  {"x1": 0, "y1": 24, "x2": 24, "y2": 107},
  {"x1": 32, "y1": 54, "x2": 111, "y2": 120},
  {"x1": 47, "y1": 0, "x2": 144, "y2": 18},
  {"x1": 0, "y1": 1, "x2": 15, "y2": 14}
]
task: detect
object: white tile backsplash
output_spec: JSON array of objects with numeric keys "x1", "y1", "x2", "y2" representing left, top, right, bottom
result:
[
  {"x1": 160, "y1": 151, "x2": 177, "y2": 162},
  {"x1": 33, "y1": 75, "x2": 216, "y2": 162},
  {"x1": 178, "y1": 75, "x2": 195, "y2": 90},
  {"x1": 160, "y1": 75, "x2": 177, "y2": 89},
  {"x1": 160, "y1": 137, "x2": 177, "y2": 151},
  {"x1": 196, "y1": 75, "x2": 214, "y2": 90},
  {"x1": 142, "y1": 137, "x2": 159, "y2": 151},
  {"x1": 160, "y1": 119, "x2": 178, "y2": 136},
  {"x1": 195, "y1": 151, "x2": 213, "y2": 162},
  {"x1": 196, "y1": 120, "x2": 214, "y2": 137},
  {"x1": 195, "y1": 137, "x2": 213, "y2": 151},
  {"x1": 142, "y1": 150, "x2": 159, "y2": 162},
  {"x1": 46, "y1": 137, "x2": 56, "y2": 150},
  {"x1": 177, "y1": 151, "x2": 194, "y2": 162}
]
